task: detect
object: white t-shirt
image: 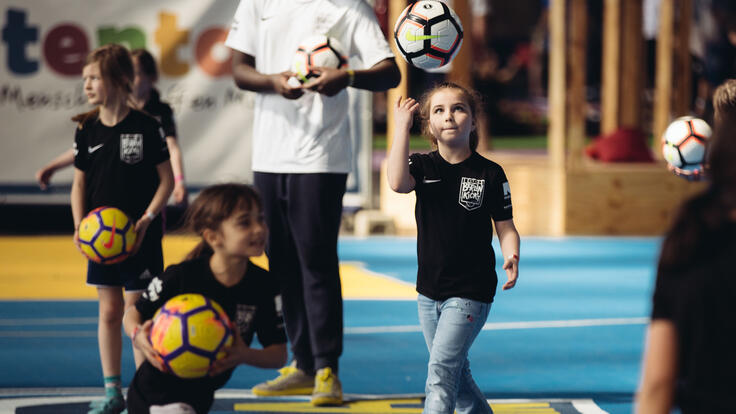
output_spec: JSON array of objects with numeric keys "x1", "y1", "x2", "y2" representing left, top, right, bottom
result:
[{"x1": 225, "y1": 0, "x2": 394, "y2": 174}]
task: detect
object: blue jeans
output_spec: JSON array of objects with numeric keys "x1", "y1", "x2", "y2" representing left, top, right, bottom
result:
[{"x1": 417, "y1": 294, "x2": 493, "y2": 414}]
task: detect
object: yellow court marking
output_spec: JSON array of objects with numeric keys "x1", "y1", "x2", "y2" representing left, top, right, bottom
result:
[
  {"x1": 0, "y1": 236, "x2": 416, "y2": 300},
  {"x1": 233, "y1": 399, "x2": 561, "y2": 413}
]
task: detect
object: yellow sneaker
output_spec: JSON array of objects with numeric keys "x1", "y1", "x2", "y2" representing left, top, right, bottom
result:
[
  {"x1": 252, "y1": 362, "x2": 314, "y2": 396},
  {"x1": 311, "y1": 367, "x2": 343, "y2": 406}
]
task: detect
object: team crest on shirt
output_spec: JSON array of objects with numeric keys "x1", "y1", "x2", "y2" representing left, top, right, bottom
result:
[
  {"x1": 236, "y1": 304, "x2": 257, "y2": 335},
  {"x1": 120, "y1": 134, "x2": 143, "y2": 164},
  {"x1": 458, "y1": 177, "x2": 485, "y2": 211}
]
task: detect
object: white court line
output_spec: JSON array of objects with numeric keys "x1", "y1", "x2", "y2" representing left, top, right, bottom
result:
[
  {"x1": 345, "y1": 317, "x2": 649, "y2": 334},
  {"x1": 0, "y1": 317, "x2": 649, "y2": 337}
]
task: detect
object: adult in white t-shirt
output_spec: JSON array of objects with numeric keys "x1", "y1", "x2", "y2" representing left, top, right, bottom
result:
[{"x1": 225, "y1": 0, "x2": 399, "y2": 406}]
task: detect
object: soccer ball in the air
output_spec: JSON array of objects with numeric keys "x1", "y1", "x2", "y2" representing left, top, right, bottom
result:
[
  {"x1": 393, "y1": 0, "x2": 463, "y2": 69},
  {"x1": 291, "y1": 35, "x2": 348, "y2": 84},
  {"x1": 661, "y1": 116, "x2": 712, "y2": 172},
  {"x1": 77, "y1": 206, "x2": 136, "y2": 264},
  {"x1": 149, "y1": 293, "x2": 234, "y2": 379}
]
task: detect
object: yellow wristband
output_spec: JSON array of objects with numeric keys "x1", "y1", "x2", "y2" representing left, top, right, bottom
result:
[{"x1": 346, "y1": 69, "x2": 355, "y2": 87}]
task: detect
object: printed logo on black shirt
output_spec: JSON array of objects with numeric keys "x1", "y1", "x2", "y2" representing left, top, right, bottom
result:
[
  {"x1": 236, "y1": 304, "x2": 257, "y2": 335},
  {"x1": 120, "y1": 134, "x2": 143, "y2": 164},
  {"x1": 459, "y1": 177, "x2": 485, "y2": 211}
]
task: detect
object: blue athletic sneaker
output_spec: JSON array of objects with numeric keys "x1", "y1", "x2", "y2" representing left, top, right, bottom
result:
[{"x1": 87, "y1": 395, "x2": 125, "y2": 414}]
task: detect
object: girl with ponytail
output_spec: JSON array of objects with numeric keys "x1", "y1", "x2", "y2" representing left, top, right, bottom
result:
[{"x1": 123, "y1": 183, "x2": 287, "y2": 414}]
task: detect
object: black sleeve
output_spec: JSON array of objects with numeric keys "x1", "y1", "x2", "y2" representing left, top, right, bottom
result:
[
  {"x1": 651, "y1": 265, "x2": 674, "y2": 320},
  {"x1": 408, "y1": 153, "x2": 424, "y2": 187},
  {"x1": 135, "y1": 264, "x2": 183, "y2": 320},
  {"x1": 73, "y1": 126, "x2": 88, "y2": 170},
  {"x1": 253, "y1": 279, "x2": 287, "y2": 347},
  {"x1": 159, "y1": 103, "x2": 177, "y2": 139},
  {"x1": 490, "y1": 167, "x2": 513, "y2": 222},
  {"x1": 144, "y1": 118, "x2": 170, "y2": 166}
]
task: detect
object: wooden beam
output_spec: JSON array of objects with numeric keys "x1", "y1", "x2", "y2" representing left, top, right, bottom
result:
[
  {"x1": 674, "y1": 0, "x2": 692, "y2": 116},
  {"x1": 620, "y1": 0, "x2": 643, "y2": 129},
  {"x1": 548, "y1": 0, "x2": 567, "y2": 169},
  {"x1": 386, "y1": 0, "x2": 409, "y2": 152},
  {"x1": 448, "y1": 0, "x2": 472, "y2": 88},
  {"x1": 601, "y1": 0, "x2": 621, "y2": 135},
  {"x1": 568, "y1": 0, "x2": 587, "y2": 170},
  {"x1": 653, "y1": 0, "x2": 674, "y2": 156}
]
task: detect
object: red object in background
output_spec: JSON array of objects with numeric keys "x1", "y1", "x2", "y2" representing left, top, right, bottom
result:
[{"x1": 585, "y1": 128, "x2": 655, "y2": 162}]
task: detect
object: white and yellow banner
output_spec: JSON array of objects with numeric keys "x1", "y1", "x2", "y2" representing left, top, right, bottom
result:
[{"x1": 0, "y1": 1, "x2": 371, "y2": 206}]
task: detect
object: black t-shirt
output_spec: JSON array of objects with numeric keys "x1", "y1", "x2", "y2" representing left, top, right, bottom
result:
[
  {"x1": 651, "y1": 224, "x2": 736, "y2": 413},
  {"x1": 409, "y1": 151, "x2": 513, "y2": 303},
  {"x1": 73, "y1": 109, "x2": 169, "y2": 241},
  {"x1": 127, "y1": 256, "x2": 287, "y2": 414},
  {"x1": 142, "y1": 89, "x2": 177, "y2": 139}
]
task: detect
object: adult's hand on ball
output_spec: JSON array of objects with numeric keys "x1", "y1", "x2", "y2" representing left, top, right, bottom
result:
[
  {"x1": 303, "y1": 66, "x2": 348, "y2": 96},
  {"x1": 271, "y1": 72, "x2": 304, "y2": 100},
  {"x1": 209, "y1": 327, "x2": 248, "y2": 376},
  {"x1": 133, "y1": 321, "x2": 166, "y2": 372}
]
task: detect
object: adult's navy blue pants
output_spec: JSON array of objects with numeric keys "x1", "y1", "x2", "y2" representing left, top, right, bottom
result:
[{"x1": 253, "y1": 172, "x2": 347, "y2": 374}]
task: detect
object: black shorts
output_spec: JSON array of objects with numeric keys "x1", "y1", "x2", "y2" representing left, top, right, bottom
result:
[{"x1": 86, "y1": 237, "x2": 163, "y2": 291}]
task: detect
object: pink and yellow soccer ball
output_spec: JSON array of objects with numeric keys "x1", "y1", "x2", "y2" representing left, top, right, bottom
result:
[
  {"x1": 662, "y1": 116, "x2": 712, "y2": 173},
  {"x1": 77, "y1": 206, "x2": 136, "y2": 264},
  {"x1": 393, "y1": 0, "x2": 463, "y2": 69},
  {"x1": 149, "y1": 294, "x2": 234, "y2": 379}
]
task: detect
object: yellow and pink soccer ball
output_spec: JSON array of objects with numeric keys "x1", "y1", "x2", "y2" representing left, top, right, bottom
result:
[
  {"x1": 149, "y1": 294, "x2": 234, "y2": 379},
  {"x1": 77, "y1": 206, "x2": 136, "y2": 264}
]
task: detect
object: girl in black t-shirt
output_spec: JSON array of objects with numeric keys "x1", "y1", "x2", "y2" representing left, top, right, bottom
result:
[
  {"x1": 387, "y1": 82, "x2": 520, "y2": 414},
  {"x1": 637, "y1": 109, "x2": 736, "y2": 412},
  {"x1": 36, "y1": 49, "x2": 187, "y2": 207},
  {"x1": 70, "y1": 44, "x2": 174, "y2": 414},
  {"x1": 123, "y1": 184, "x2": 288, "y2": 414}
]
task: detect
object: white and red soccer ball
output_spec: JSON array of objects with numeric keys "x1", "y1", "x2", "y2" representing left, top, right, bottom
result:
[
  {"x1": 661, "y1": 116, "x2": 712, "y2": 173},
  {"x1": 393, "y1": 0, "x2": 463, "y2": 69}
]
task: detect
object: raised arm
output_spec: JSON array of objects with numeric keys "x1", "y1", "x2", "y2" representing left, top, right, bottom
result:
[{"x1": 386, "y1": 96, "x2": 418, "y2": 193}]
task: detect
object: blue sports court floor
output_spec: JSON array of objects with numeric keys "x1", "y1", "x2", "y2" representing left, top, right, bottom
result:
[{"x1": 0, "y1": 236, "x2": 658, "y2": 413}]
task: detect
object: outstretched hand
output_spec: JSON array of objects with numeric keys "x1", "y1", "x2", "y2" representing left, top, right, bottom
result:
[
  {"x1": 209, "y1": 327, "x2": 248, "y2": 376},
  {"x1": 133, "y1": 320, "x2": 167, "y2": 372},
  {"x1": 302, "y1": 67, "x2": 350, "y2": 96},
  {"x1": 394, "y1": 96, "x2": 419, "y2": 131},
  {"x1": 501, "y1": 255, "x2": 519, "y2": 290},
  {"x1": 667, "y1": 163, "x2": 707, "y2": 182}
]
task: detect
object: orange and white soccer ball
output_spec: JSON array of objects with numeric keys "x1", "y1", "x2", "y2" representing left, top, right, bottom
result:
[
  {"x1": 393, "y1": 0, "x2": 463, "y2": 69},
  {"x1": 149, "y1": 294, "x2": 234, "y2": 379},
  {"x1": 661, "y1": 116, "x2": 712, "y2": 173},
  {"x1": 291, "y1": 35, "x2": 348, "y2": 84},
  {"x1": 77, "y1": 206, "x2": 136, "y2": 264}
]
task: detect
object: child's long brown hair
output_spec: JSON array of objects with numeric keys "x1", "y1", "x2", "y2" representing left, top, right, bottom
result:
[
  {"x1": 183, "y1": 184, "x2": 263, "y2": 260},
  {"x1": 72, "y1": 44, "x2": 134, "y2": 126},
  {"x1": 713, "y1": 79, "x2": 736, "y2": 126},
  {"x1": 418, "y1": 82, "x2": 482, "y2": 151},
  {"x1": 131, "y1": 49, "x2": 158, "y2": 82}
]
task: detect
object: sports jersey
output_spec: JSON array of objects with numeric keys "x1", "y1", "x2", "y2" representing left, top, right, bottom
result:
[
  {"x1": 651, "y1": 222, "x2": 736, "y2": 413},
  {"x1": 73, "y1": 109, "x2": 169, "y2": 242},
  {"x1": 224, "y1": 0, "x2": 394, "y2": 174},
  {"x1": 142, "y1": 88, "x2": 177, "y2": 139},
  {"x1": 408, "y1": 151, "x2": 513, "y2": 303},
  {"x1": 126, "y1": 256, "x2": 287, "y2": 414}
]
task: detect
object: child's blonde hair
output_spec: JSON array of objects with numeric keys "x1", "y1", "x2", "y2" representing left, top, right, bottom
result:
[
  {"x1": 418, "y1": 82, "x2": 483, "y2": 151},
  {"x1": 72, "y1": 44, "x2": 134, "y2": 125}
]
